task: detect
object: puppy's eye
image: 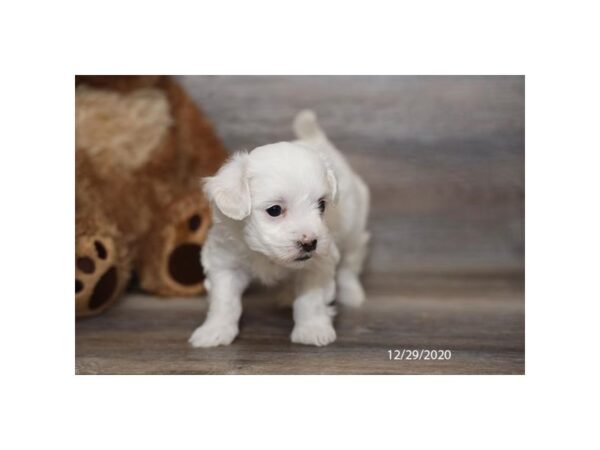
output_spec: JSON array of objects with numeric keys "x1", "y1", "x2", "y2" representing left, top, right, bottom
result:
[
  {"x1": 266, "y1": 205, "x2": 282, "y2": 217},
  {"x1": 318, "y1": 199, "x2": 326, "y2": 214}
]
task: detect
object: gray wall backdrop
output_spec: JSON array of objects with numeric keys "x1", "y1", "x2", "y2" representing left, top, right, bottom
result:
[{"x1": 179, "y1": 76, "x2": 524, "y2": 276}]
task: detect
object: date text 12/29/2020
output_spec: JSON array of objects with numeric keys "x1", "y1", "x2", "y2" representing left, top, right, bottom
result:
[{"x1": 388, "y1": 349, "x2": 452, "y2": 361}]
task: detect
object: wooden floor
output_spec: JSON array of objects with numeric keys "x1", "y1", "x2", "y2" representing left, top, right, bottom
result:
[{"x1": 75, "y1": 274, "x2": 524, "y2": 375}]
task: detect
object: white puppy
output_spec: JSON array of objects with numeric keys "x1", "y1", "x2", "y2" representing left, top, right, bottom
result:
[{"x1": 189, "y1": 110, "x2": 370, "y2": 347}]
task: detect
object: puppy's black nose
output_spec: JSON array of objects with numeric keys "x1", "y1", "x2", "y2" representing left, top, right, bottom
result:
[{"x1": 298, "y1": 239, "x2": 318, "y2": 252}]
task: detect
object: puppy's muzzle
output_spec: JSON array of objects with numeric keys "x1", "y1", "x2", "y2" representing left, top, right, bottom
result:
[
  {"x1": 294, "y1": 238, "x2": 317, "y2": 261},
  {"x1": 297, "y1": 239, "x2": 317, "y2": 253}
]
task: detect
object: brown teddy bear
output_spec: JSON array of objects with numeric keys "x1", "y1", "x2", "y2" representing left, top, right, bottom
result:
[{"x1": 75, "y1": 76, "x2": 228, "y2": 318}]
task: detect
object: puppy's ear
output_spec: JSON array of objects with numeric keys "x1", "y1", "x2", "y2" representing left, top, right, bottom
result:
[
  {"x1": 203, "y1": 152, "x2": 251, "y2": 220},
  {"x1": 316, "y1": 152, "x2": 339, "y2": 204},
  {"x1": 326, "y1": 167, "x2": 339, "y2": 204}
]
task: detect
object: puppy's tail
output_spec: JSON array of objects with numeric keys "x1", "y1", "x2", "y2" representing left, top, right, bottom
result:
[{"x1": 293, "y1": 109, "x2": 326, "y2": 142}]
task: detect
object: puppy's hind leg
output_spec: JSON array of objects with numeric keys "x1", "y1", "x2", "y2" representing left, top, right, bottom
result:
[{"x1": 336, "y1": 231, "x2": 370, "y2": 308}]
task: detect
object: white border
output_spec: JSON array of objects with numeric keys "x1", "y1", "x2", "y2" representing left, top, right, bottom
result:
[{"x1": 2, "y1": 1, "x2": 599, "y2": 448}]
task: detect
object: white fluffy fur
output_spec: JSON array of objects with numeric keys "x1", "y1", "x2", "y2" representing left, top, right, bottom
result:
[{"x1": 189, "y1": 110, "x2": 370, "y2": 347}]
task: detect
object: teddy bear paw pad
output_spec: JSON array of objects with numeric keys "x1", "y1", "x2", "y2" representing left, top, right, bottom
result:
[
  {"x1": 166, "y1": 212, "x2": 207, "y2": 287},
  {"x1": 75, "y1": 238, "x2": 120, "y2": 315}
]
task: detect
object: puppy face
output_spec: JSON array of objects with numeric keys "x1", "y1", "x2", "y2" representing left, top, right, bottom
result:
[{"x1": 204, "y1": 142, "x2": 338, "y2": 268}]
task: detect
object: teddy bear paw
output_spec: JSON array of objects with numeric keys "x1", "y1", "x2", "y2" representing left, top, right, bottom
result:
[
  {"x1": 75, "y1": 237, "x2": 122, "y2": 316},
  {"x1": 139, "y1": 195, "x2": 212, "y2": 297},
  {"x1": 167, "y1": 212, "x2": 206, "y2": 287}
]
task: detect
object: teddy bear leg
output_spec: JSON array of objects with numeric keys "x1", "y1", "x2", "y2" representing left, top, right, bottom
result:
[
  {"x1": 75, "y1": 235, "x2": 130, "y2": 318},
  {"x1": 137, "y1": 192, "x2": 211, "y2": 297}
]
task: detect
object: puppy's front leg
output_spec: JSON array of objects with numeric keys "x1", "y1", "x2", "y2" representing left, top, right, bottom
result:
[
  {"x1": 291, "y1": 266, "x2": 337, "y2": 347},
  {"x1": 189, "y1": 270, "x2": 250, "y2": 348}
]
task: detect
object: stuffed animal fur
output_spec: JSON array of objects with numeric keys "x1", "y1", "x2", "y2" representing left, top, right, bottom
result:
[{"x1": 75, "y1": 76, "x2": 228, "y2": 317}]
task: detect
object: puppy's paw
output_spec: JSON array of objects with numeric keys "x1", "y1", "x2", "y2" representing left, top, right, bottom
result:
[
  {"x1": 337, "y1": 273, "x2": 366, "y2": 308},
  {"x1": 188, "y1": 322, "x2": 239, "y2": 348},
  {"x1": 291, "y1": 321, "x2": 337, "y2": 347}
]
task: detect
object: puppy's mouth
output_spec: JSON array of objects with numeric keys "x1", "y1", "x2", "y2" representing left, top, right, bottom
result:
[{"x1": 294, "y1": 254, "x2": 312, "y2": 262}]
